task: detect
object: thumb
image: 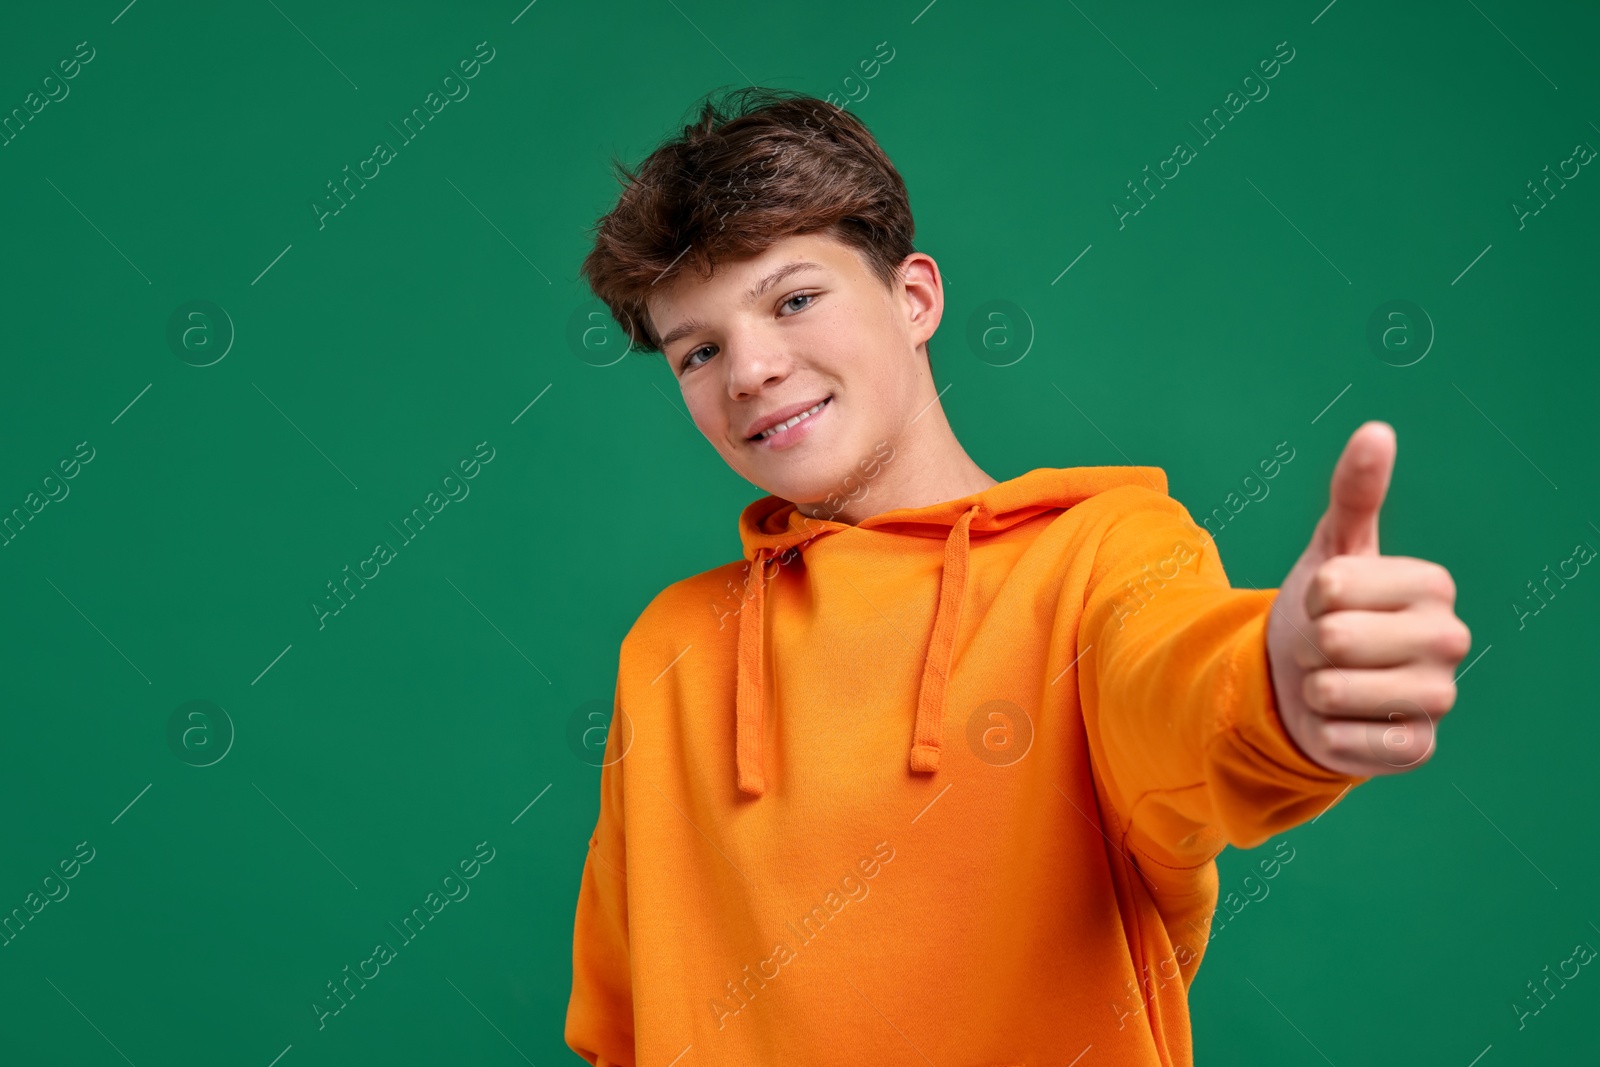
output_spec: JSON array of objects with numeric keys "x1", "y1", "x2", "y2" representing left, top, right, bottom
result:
[{"x1": 1321, "y1": 420, "x2": 1396, "y2": 557}]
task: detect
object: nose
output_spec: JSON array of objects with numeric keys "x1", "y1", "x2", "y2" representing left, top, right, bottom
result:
[{"x1": 723, "y1": 325, "x2": 792, "y2": 401}]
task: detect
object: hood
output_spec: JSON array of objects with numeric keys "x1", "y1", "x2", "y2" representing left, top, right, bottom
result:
[{"x1": 731, "y1": 464, "x2": 1169, "y2": 798}]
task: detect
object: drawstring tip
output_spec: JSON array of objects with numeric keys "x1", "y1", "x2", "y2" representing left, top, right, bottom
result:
[
  {"x1": 737, "y1": 762, "x2": 766, "y2": 797},
  {"x1": 909, "y1": 743, "x2": 941, "y2": 773}
]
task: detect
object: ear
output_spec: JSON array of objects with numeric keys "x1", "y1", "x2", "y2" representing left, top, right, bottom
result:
[{"x1": 899, "y1": 252, "x2": 943, "y2": 350}]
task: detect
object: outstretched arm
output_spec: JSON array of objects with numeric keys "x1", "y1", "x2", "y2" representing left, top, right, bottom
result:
[{"x1": 1077, "y1": 420, "x2": 1469, "y2": 878}]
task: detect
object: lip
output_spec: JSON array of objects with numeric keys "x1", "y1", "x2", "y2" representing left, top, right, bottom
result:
[
  {"x1": 746, "y1": 396, "x2": 832, "y2": 449},
  {"x1": 744, "y1": 396, "x2": 832, "y2": 441}
]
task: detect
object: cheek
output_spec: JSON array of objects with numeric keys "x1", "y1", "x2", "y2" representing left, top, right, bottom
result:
[{"x1": 681, "y1": 389, "x2": 723, "y2": 437}]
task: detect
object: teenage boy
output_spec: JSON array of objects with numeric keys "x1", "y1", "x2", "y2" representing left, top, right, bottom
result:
[{"x1": 565, "y1": 87, "x2": 1470, "y2": 1066}]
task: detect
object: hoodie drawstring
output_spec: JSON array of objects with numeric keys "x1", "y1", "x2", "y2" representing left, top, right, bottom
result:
[
  {"x1": 909, "y1": 504, "x2": 979, "y2": 774},
  {"x1": 734, "y1": 505, "x2": 981, "y2": 798},
  {"x1": 735, "y1": 547, "x2": 775, "y2": 797}
]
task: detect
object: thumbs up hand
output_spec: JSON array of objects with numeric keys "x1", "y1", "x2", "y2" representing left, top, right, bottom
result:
[{"x1": 1264, "y1": 421, "x2": 1472, "y2": 777}]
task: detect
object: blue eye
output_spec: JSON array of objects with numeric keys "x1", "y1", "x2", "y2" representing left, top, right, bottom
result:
[{"x1": 678, "y1": 292, "x2": 818, "y2": 371}]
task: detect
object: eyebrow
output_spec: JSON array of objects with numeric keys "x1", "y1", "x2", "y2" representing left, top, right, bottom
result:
[{"x1": 657, "y1": 260, "x2": 826, "y2": 352}]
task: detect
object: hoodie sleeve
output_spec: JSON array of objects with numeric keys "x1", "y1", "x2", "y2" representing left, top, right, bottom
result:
[
  {"x1": 1076, "y1": 487, "x2": 1368, "y2": 874},
  {"x1": 563, "y1": 671, "x2": 635, "y2": 1067}
]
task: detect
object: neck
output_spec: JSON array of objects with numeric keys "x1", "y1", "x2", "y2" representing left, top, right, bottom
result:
[{"x1": 797, "y1": 400, "x2": 996, "y2": 526}]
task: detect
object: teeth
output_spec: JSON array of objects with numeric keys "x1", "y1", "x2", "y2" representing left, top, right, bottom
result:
[{"x1": 756, "y1": 399, "x2": 827, "y2": 440}]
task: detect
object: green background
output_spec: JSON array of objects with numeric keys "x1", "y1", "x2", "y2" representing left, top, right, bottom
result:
[{"x1": 1, "y1": 0, "x2": 1595, "y2": 1063}]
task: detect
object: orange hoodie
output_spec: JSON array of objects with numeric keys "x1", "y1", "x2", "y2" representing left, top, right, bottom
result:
[{"x1": 565, "y1": 464, "x2": 1368, "y2": 1066}]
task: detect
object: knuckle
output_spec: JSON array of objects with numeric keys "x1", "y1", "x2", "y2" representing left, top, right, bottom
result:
[
  {"x1": 1303, "y1": 670, "x2": 1341, "y2": 712},
  {"x1": 1311, "y1": 562, "x2": 1343, "y2": 609},
  {"x1": 1404, "y1": 742, "x2": 1438, "y2": 769},
  {"x1": 1317, "y1": 719, "x2": 1352, "y2": 755},
  {"x1": 1422, "y1": 678, "x2": 1457, "y2": 715},
  {"x1": 1428, "y1": 563, "x2": 1457, "y2": 603},
  {"x1": 1312, "y1": 616, "x2": 1349, "y2": 661},
  {"x1": 1436, "y1": 618, "x2": 1472, "y2": 661}
]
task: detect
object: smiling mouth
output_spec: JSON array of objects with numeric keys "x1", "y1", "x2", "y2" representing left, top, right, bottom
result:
[{"x1": 749, "y1": 396, "x2": 832, "y2": 442}]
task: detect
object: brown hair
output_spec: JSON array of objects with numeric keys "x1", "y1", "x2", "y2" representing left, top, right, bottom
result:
[{"x1": 580, "y1": 86, "x2": 922, "y2": 360}]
